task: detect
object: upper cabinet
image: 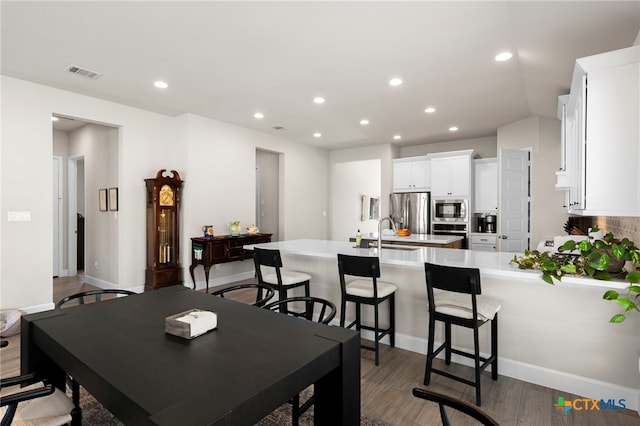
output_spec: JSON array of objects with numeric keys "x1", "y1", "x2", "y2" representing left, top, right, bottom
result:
[
  {"x1": 430, "y1": 150, "x2": 473, "y2": 198},
  {"x1": 392, "y1": 156, "x2": 431, "y2": 192},
  {"x1": 474, "y1": 158, "x2": 497, "y2": 213},
  {"x1": 556, "y1": 46, "x2": 639, "y2": 216}
]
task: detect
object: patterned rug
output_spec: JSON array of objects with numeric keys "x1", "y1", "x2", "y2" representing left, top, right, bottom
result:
[{"x1": 76, "y1": 386, "x2": 392, "y2": 425}]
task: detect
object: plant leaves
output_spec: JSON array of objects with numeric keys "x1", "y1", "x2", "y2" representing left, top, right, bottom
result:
[
  {"x1": 613, "y1": 297, "x2": 635, "y2": 311},
  {"x1": 603, "y1": 290, "x2": 619, "y2": 300},
  {"x1": 559, "y1": 240, "x2": 577, "y2": 252},
  {"x1": 542, "y1": 273, "x2": 554, "y2": 285},
  {"x1": 593, "y1": 271, "x2": 611, "y2": 281},
  {"x1": 626, "y1": 272, "x2": 640, "y2": 284},
  {"x1": 610, "y1": 314, "x2": 626, "y2": 323}
]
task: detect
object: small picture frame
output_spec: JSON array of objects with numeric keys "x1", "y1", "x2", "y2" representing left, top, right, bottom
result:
[
  {"x1": 99, "y1": 189, "x2": 108, "y2": 212},
  {"x1": 109, "y1": 187, "x2": 119, "y2": 211}
]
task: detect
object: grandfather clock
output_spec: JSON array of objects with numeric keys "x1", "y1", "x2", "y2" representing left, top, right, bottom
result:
[{"x1": 145, "y1": 169, "x2": 183, "y2": 290}]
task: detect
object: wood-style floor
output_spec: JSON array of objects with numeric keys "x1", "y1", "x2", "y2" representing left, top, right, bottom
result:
[{"x1": 1, "y1": 276, "x2": 638, "y2": 425}]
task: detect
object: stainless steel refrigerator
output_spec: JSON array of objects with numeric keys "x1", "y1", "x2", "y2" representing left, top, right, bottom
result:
[{"x1": 389, "y1": 192, "x2": 430, "y2": 234}]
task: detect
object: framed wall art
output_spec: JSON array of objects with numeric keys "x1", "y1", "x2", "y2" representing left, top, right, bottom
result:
[
  {"x1": 99, "y1": 189, "x2": 108, "y2": 212},
  {"x1": 109, "y1": 187, "x2": 119, "y2": 211}
]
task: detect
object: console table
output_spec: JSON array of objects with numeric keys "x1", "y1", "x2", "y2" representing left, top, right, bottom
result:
[{"x1": 189, "y1": 233, "x2": 272, "y2": 292}]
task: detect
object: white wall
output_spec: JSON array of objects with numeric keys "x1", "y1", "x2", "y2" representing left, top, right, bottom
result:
[
  {"x1": 0, "y1": 77, "x2": 179, "y2": 310},
  {"x1": 331, "y1": 159, "x2": 381, "y2": 242},
  {"x1": 329, "y1": 144, "x2": 398, "y2": 240}
]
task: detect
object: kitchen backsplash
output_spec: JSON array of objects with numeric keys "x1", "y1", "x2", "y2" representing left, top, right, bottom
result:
[{"x1": 595, "y1": 216, "x2": 640, "y2": 244}]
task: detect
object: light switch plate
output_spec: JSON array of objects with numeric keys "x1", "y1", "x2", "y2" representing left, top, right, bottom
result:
[{"x1": 8, "y1": 211, "x2": 31, "y2": 221}]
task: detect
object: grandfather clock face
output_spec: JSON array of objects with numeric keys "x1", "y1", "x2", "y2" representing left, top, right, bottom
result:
[{"x1": 159, "y1": 184, "x2": 175, "y2": 207}]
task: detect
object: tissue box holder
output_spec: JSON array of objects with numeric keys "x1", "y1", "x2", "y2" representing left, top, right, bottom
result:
[{"x1": 165, "y1": 309, "x2": 217, "y2": 339}]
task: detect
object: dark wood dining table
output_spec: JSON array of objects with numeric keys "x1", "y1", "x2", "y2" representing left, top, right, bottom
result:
[{"x1": 21, "y1": 285, "x2": 360, "y2": 425}]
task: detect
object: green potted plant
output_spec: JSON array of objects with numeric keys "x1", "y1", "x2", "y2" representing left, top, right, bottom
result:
[{"x1": 511, "y1": 230, "x2": 640, "y2": 323}]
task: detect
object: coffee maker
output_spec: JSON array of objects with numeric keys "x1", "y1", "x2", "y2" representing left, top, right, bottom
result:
[
  {"x1": 485, "y1": 215, "x2": 496, "y2": 233},
  {"x1": 476, "y1": 216, "x2": 486, "y2": 232}
]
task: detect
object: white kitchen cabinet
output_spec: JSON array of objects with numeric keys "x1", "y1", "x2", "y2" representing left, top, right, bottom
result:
[
  {"x1": 556, "y1": 46, "x2": 639, "y2": 216},
  {"x1": 392, "y1": 156, "x2": 430, "y2": 192},
  {"x1": 470, "y1": 233, "x2": 497, "y2": 252},
  {"x1": 430, "y1": 150, "x2": 472, "y2": 197},
  {"x1": 473, "y1": 158, "x2": 497, "y2": 213}
]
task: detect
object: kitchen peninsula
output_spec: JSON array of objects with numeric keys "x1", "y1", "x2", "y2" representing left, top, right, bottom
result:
[{"x1": 244, "y1": 239, "x2": 639, "y2": 410}]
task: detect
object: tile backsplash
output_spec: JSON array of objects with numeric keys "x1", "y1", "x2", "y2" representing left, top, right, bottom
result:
[{"x1": 595, "y1": 216, "x2": 640, "y2": 243}]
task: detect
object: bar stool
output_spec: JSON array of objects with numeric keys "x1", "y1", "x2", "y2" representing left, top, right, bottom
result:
[
  {"x1": 337, "y1": 254, "x2": 397, "y2": 366},
  {"x1": 423, "y1": 263, "x2": 500, "y2": 406},
  {"x1": 253, "y1": 247, "x2": 310, "y2": 301}
]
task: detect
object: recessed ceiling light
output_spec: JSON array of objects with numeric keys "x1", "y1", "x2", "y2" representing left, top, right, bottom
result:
[
  {"x1": 449, "y1": 126, "x2": 459, "y2": 132},
  {"x1": 313, "y1": 132, "x2": 322, "y2": 138},
  {"x1": 360, "y1": 119, "x2": 370, "y2": 125},
  {"x1": 393, "y1": 135, "x2": 402, "y2": 140},
  {"x1": 313, "y1": 97, "x2": 325, "y2": 104},
  {"x1": 424, "y1": 107, "x2": 436, "y2": 114},
  {"x1": 154, "y1": 81, "x2": 168, "y2": 89},
  {"x1": 495, "y1": 52, "x2": 513, "y2": 62},
  {"x1": 389, "y1": 78, "x2": 403, "y2": 86},
  {"x1": 253, "y1": 112, "x2": 264, "y2": 119},
  {"x1": 51, "y1": 116, "x2": 59, "y2": 122}
]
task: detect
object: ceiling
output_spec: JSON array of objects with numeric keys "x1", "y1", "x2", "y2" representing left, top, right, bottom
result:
[{"x1": 2, "y1": 2, "x2": 639, "y2": 150}]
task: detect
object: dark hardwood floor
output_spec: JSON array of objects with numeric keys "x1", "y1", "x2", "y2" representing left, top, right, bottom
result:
[{"x1": 1, "y1": 275, "x2": 637, "y2": 425}]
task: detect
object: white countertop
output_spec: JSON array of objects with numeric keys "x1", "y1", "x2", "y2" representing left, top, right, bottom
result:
[
  {"x1": 358, "y1": 232, "x2": 463, "y2": 244},
  {"x1": 245, "y1": 239, "x2": 628, "y2": 290}
]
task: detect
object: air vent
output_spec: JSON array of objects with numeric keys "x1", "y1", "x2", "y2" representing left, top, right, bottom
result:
[
  {"x1": 272, "y1": 126, "x2": 285, "y2": 130},
  {"x1": 65, "y1": 64, "x2": 102, "y2": 80}
]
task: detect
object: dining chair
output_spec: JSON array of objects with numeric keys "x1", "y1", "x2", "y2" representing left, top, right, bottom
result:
[
  {"x1": 56, "y1": 288, "x2": 137, "y2": 423},
  {"x1": 337, "y1": 253, "x2": 397, "y2": 366},
  {"x1": 56, "y1": 289, "x2": 136, "y2": 308},
  {"x1": 423, "y1": 263, "x2": 500, "y2": 406},
  {"x1": 1, "y1": 341, "x2": 74, "y2": 426},
  {"x1": 412, "y1": 388, "x2": 500, "y2": 426},
  {"x1": 211, "y1": 282, "x2": 275, "y2": 307},
  {"x1": 263, "y1": 296, "x2": 336, "y2": 426}
]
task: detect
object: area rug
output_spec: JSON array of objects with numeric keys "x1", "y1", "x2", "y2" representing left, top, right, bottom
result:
[{"x1": 76, "y1": 386, "x2": 392, "y2": 425}]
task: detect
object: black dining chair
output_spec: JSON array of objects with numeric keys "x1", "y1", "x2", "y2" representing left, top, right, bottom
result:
[
  {"x1": 423, "y1": 263, "x2": 501, "y2": 406},
  {"x1": 211, "y1": 282, "x2": 275, "y2": 307},
  {"x1": 263, "y1": 296, "x2": 336, "y2": 426},
  {"x1": 337, "y1": 254, "x2": 397, "y2": 366},
  {"x1": 253, "y1": 248, "x2": 311, "y2": 302},
  {"x1": 412, "y1": 388, "x2": 500, "y2": 426},
  {"x1": 1, "y1": 342, "x2": 75, "y2": 426},
  {"x1": 56, "y1": 289, "x2": 136, "y2": 308},
  {"x1": 56, "y1": 288, "x2": 137, "y2": 422}
]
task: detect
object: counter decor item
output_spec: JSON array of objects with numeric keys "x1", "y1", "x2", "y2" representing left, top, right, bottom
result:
[
  {"x1": 397, "y1": 229, "x2": 411, "y2": 237},
  {"x1": 202, "y1": 225, "x2": 214, "y2": 238},
  {"x1": 229, "y1": 221, "x2": 241, "y2": 236},
  {"x1": 511, "y1": 230, "x2": 640, "y2": 323},
  {"x1": 247, "y1": 224, "x2": 259, "y2": 234}
]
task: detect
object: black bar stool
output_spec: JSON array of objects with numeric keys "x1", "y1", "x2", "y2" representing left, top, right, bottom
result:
[
  {"x1": 337, "y1": 254, "x2": 397, "y2": 366},
  {"x1": 253, "y1": 247, "x2": 311, "y2": 301},
  {"x1": 423, "y1": 263, "x2": 500, "y2": 406}
]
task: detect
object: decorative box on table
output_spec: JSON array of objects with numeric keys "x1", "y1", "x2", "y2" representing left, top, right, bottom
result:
[{"x1": 165, "y1": 309, "x2": 217, "y2": 339}]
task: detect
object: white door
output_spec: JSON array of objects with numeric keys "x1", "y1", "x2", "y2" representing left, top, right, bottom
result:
[
  {"x1": 498, "y1": 149, "x2": 529, "y2": 252},
  {"x1": 53, "y1": 157, "x2": 63, "y2": 277}
]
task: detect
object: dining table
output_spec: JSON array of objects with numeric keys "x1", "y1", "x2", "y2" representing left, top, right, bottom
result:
[{"x1": 21, "y1": 285, "x2": 361, "y2": 425}]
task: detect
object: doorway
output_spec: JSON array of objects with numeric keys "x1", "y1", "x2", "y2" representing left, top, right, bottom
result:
[{"x1": 256, "y1": 149, "x2": 281, "y2": 241}]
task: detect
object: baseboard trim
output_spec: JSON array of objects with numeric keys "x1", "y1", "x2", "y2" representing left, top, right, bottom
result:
[
  {"x1": 354, "y1": 329, "x2": 639, "y2": 411},
  {"x1": 191, "y1": 271, "x2": 255, "y2": 292}
]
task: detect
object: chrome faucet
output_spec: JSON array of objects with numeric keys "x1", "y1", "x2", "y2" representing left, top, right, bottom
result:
[{"x1": 377, "y1": 216, "x2": 397, "y2": 250}]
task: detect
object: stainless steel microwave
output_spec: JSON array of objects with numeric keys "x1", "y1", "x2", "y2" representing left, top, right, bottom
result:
[{"x1": 432, "y1": 199, "x2": 468, "y2": 222}]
